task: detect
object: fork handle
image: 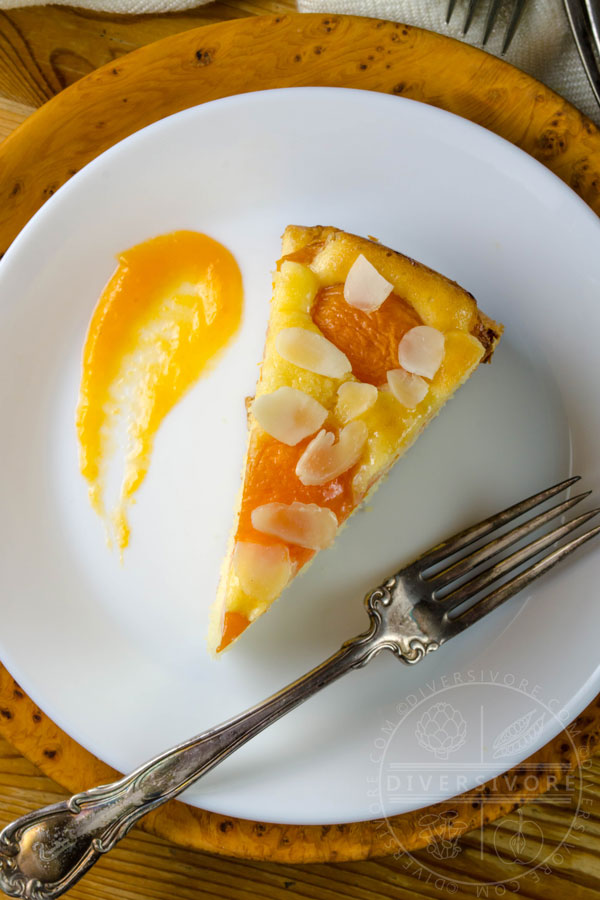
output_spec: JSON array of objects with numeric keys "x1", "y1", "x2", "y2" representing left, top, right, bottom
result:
[{"x1": 0, "y1": 626, "x2": 381, "y2": 899}]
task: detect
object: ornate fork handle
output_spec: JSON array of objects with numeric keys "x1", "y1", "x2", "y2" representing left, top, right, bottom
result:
[{"x1": 0, "y1": 585, "x2": 420, "y2": 900}]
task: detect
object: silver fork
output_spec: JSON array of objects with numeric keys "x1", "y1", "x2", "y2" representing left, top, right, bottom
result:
[
  {"x1": 446, "y1": 0, "x2": 528, "y2": 54},
  {"x1": 1, "y1": 476, "x2": 598, "y2": 900}
]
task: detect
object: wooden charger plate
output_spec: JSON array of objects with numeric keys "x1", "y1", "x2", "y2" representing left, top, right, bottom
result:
[{"x1": 1, "y1": 12, "x2": 600, "y2": 864}]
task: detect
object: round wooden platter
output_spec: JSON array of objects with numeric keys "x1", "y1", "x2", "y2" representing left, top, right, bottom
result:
[{"x1": 1, "y1": 12, "x2": 600, "y2": 864}]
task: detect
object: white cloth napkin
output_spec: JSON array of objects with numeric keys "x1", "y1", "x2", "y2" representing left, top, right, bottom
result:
[{"x1": 296, "y1": 0, "x2": 600, "y2": 124}]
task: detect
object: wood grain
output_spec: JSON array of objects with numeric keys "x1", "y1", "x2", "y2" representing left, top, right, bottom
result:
[
  {"x1": 0, "y1": 3, "x2": 294, "y2": 106},
  {"x1": 0, "y1": 97, "x2": 34, "y2": 140},
  {"x1": 1, "y1": 6, "x2": 600, "y2": 889}
]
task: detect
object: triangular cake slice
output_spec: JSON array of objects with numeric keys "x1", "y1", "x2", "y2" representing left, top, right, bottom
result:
[{"x1": 209, "y1": 226, "x2": 502, "y2": 653}]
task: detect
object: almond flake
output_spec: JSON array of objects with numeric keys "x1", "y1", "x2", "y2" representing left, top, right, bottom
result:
[
  {"x1": 343, "y1": 254, "x2": 393, "y2": 312},
  {"x1": 387, "y1": 368, "x2": 428, "y2": 408},
  {"x1": 253, "y1": 387, "x2": 327, "y2": 446},
  {"x1": 398, "y1": 325, "x2": 445, "y2": 379},
  {"x1": 296, "y1": 421, "x2": 368, "y2": 486},
  {"x1": 251, "y1": 501, "x2": 338, "y2": 550},
  {"x1": 275, "y1": 327, "x2": 351, "y2": 378},
  {"x1": 336, "y1": 382, "x2": 378, "y2": 423},
  {"x1": 233, "y1": 542, "x2": 292, "y2": 602}
]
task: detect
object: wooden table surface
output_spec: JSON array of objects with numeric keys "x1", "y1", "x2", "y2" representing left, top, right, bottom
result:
[{"x1": 1, "y1": 5, "x2": 600, "y2": 899}]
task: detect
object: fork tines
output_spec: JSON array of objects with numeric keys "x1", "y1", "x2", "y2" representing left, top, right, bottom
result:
[
  {"x1": 562, "y1": 0, "x2": 600, "y2": 107},
  {"x1": 446, "y1": 0, "x2": 527, "y2": 54},
  {"x1": 419, "y1": 476, "x2": 600, "y2": 631}
]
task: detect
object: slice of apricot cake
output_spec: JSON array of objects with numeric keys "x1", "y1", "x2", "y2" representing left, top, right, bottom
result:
[{"x1": 209, "y1": 226, "x2": 502, "y2": 653}]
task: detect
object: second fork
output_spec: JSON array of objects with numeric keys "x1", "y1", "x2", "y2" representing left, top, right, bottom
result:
[{"x1": 446, "y1": 0, "x2": 528, "y2": 53}]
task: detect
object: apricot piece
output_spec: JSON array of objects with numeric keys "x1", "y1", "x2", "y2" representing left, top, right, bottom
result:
[
  {"x1": 312, "y1": 284, "x2": 422, "y2": 386},
  {"x1": 235, "y1": 434, "x2": 357, "y2": 567},
  {"x1": 217, "y1": 611, "x2": 250, "y2": 653}
]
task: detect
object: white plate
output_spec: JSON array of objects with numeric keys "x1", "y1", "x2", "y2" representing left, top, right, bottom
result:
[{"x1": 1, "y1": 88, "x2": 599, "y2": 827}]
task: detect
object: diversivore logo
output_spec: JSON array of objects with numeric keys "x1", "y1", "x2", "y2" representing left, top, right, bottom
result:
[{"x1": 366, "y1": 669, "x2": 591, "y2": 894}]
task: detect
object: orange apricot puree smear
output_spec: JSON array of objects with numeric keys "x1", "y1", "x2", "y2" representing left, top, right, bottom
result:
[{"x1": 76, "y1": 230, "x2": 243, "y2": 550}]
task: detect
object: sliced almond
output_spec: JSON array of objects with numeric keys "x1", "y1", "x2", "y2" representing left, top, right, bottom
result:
[
  {"x1": 398, "y1": 325, "x2": 445, "y2": 379},
  {"x1": 387, "y1": 368, "x2": 428, "y2": 408},
  {"x1": 296, "y1": 421, "x2": 368, "y2": 486},
  {"x1": 232, "y1": 541, "x2": 292, "y2": 602},
  {"x1": 275, "y1": 327, "x2": 351, "y2": 378},
  {"x1": 251, "y1": 501, "x2": 338, "y2": 550},
  {"x1": 335, "y1": 381, "x2": 378, "y2": 423},
  {"x1": 343, "y1": 254, "x2": 393, "y2": 312},
  {"x1": 253, "y1": 387, "x2": 327, "y2": 446}
]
